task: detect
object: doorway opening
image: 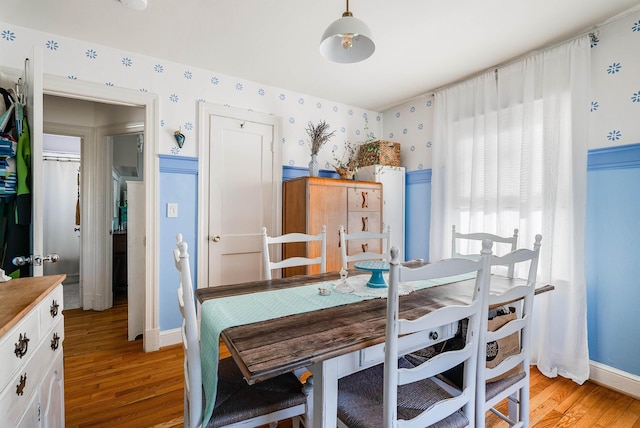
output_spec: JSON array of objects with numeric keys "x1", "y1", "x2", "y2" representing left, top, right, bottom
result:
[{"x1": 43, "y1": 133, "x2": 82, "y2": 309}]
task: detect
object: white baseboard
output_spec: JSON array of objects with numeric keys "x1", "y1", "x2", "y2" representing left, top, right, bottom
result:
[
  {"x1": 144, "y1": 327, "x2": 160, "y2": 352},
  {"x1": 589, "y1": 360, "x2": 640, "y2": 400},
  {"x1": 159, "y1": 328, "x2": 181, "y2": 348}
]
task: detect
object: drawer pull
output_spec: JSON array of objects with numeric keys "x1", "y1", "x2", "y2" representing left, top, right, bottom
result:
[
  {"x1": 361, "y1": 243, "x2": 368, "y2": 253},
  {"x1": 50, "y1": 299, "x2": 60, "y2": 317},
  {"x1": 51, "y1": 332, "x2": 60, "y2": 351},
  {"x1": 14, "y1": 333, "x2": 30, "y2": 358},
  {"x1": 361, "y1": 191, "x2": 368, "y2": 208},
  {"x1": 429, "y1": 331, "x2": 439, "y2": 341},
  {"x1": 361, "y1": 217, "x2": 368, "y2": 231},
  {"x1": 16, "y1": 373, "x2": 27, "y2": 396}
]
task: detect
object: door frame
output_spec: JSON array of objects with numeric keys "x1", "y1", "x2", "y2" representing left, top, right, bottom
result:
[
  {"x1": 197, "y1": 102, "x2": 282, "y2": 289},
  {"x1": 44, "y1": 75, "x2": 161, "y2": 351}
]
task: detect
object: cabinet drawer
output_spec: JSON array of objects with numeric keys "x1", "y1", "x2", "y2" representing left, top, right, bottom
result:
[
  {"x1": 359, "y1": 324, "x2": 456, "y2": 367},
  {"x1": 40, "y1": 351, "x2": 65, "y2": 426},
  {"x1": 39, "y1": 285, "x2": 64, "y2": 336},
  {"x1": 0, "y1": 332, "x2": 53, "y2": 425},
  {"x1": 347, "y1": 238, "x2": 382, "y2": 256},
  {"x1": 347, "y1": 212, "x2": 381, "y2": 234},
  {"x1": 13, "y1": 388, "x2": 39, "y2": 428},
  {"x1": 0, "y1": 306, "x2": 40, "y2": 389},
  {"x1": 347, "y1": 187, "x2": 381, "y2": 212}
]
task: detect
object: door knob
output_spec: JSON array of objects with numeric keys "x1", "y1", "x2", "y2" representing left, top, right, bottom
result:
[
  {"x1": 211, "y1": 235, "x2": 221, "y2": 242},
  {"x1": 12, "y1": 254, "x2": 60, "y2": 266}
]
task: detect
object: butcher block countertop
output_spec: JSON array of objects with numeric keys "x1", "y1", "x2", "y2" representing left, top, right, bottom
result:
[{"x1": 0, "y1": 274, "x2": 66, "y2": 337}]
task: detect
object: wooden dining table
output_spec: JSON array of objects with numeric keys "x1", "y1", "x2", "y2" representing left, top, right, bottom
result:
[{"x1": 195, "y1": 268, "x2": 553, "y2": 428}]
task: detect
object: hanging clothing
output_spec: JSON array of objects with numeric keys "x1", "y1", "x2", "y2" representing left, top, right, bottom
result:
[
  {"x1": 14, "y1": 103, "x2": 31, "y2": 226},
  {"x1": 0, "y1": 89, "x2": 32, "y2": 278}
]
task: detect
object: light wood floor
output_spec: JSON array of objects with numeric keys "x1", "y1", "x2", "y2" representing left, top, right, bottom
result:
[{"x1": 63, "y1": 298, "x2": 640, "y2": 428}]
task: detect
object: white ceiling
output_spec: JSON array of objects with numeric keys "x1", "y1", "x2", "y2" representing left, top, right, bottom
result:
[{"x1": 3, "y1": 0, "x2": 639, "y2": 112}]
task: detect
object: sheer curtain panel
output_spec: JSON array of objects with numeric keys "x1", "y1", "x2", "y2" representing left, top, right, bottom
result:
[{"x1": 431, "y1": 37, "x2": 591, "y2": 384}]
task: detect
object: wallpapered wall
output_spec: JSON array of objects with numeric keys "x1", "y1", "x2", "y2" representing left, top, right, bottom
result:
[
  {"x1": 0, "y1": 22, "x2": 382, "y2": 170},
  {"x1": 383, "y1": 10, "x2": 640, "y2": 171},
  {"x1": 387, "y1": 10, "x2": 640, "y2": 378}
]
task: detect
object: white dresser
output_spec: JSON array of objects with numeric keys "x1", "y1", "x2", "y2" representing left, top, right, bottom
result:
[
  {"x1": 357, "y1": 165, "x2": 406, "y2": 261},
  {"x1": 0, "y1": 275, "x2": 66, "y2": 427}
]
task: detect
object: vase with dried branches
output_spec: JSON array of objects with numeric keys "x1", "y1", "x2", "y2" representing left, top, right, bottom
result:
[{"x1": 306, "y1": 120, "x2": 335, "y2": 177}]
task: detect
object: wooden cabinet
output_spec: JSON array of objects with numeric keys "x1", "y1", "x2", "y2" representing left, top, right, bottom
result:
[
  {"x1": 0, "y1": 275, "x2": 66, "y2": 427},
  {"x1": 283, "y1": 177, "x2": 383, "y2": 275}
]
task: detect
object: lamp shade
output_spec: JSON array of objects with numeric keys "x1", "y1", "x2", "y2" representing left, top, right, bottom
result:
[
  {"x1": 121, "y1": 0, "x2": 147, "y2": 11},
  {"x1": 320, "y1": 16, "x2": 375, "y2": 63}
]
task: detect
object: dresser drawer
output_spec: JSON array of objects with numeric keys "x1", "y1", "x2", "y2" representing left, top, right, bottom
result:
[
  {"x1": 0, "y1": 331, "x2": 54, "y2": 425},
  {"x1": 347, "y1": 187, "x2": 381, "y2": 212},
  {"x1": 39, "y1": 285, "x2": 64, "y2": 336},
  {"x1": 0, "y1": 305, "x2": 41, "y2": 389},
  {"x1": 347, "y1": 211, "x2": 381, "y2": 234},
  {"x1": 346, "y1": 238, "x2": 383, "y2": 256}
]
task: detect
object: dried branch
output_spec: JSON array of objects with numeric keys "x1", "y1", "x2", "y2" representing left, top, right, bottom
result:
[{"x1": 306, "y1": 120, "x2": 336, "y2": 155}]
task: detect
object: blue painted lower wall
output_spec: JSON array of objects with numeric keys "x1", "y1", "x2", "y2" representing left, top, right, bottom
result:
[
  {"x1": 405, "y1": 169, "x2": 432, "y2": 263},
  {"x1": 586, "y1": 143, "x2": 640, "y2": 376},
  {"x1": 159, "y1": 155, "x2": 198, "y2": 331}
]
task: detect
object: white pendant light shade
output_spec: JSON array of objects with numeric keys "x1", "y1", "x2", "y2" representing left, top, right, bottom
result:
[
  {"x1": 121, "y1": 0, "x2": 147, "y2": 11},
  {"x1": 320, "y1": 10, "x2": 375, "y2": 63}
]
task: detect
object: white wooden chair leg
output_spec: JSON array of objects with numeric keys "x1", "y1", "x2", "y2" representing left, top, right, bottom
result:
[{"x1": 508, "y1": 391, "x2": 518, "y2": 423}]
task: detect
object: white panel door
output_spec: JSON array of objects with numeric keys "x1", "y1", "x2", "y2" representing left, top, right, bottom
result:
[
  {"x1": 127, "y1": 181, "x2": 145, "y2": 341},
  {"x1": 28, "y1": 48, "x2": 45, "y2": 276},
  {"x1": 208, "y1": 115, "x2": 275, "y2": 286}
]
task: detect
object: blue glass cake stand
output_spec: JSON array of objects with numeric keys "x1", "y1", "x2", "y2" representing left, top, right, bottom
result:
[{"x1": 354, "y1": 261, "x2": 390, "y2": 288}]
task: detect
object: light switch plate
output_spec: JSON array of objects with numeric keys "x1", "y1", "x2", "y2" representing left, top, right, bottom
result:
[{"x1": 167, "y1": 203, "x2": 178, "y2": 218}]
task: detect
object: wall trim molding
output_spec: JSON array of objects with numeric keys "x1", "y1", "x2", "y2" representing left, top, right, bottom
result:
[
  {"x1": 159, "y1": 328, "x2": 181, "y2": 348},
  {"x1": 588, "y1": 142, "x2": 640, "y2": 171},
  {"x1": 406, "y1": 169, "x2": 432, "y2": 184},
  {"x1": 589, "y1": 361, "x2": 640, "y2": 400},
  {"x1": 159, "y1": 155, "x2": 198, "y2": 174},
  {"x1": 282, "y1": 165, "x2": 338, "y2": 180}
]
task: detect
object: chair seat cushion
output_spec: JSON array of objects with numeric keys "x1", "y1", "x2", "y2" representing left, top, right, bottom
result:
[
  {"x1": 337, "y1": 359, "x2": 469, "y2": 428},
  {"x1": 485, "y1": 371, "x2": 527, "y2": 401},
  {"x1": 206, "y1": 357, "x2": 306, "y2": 427}
]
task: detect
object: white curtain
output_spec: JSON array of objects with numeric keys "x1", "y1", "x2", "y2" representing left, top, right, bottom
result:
[
  {"x1": 43, "y1": 157, "x2": 81, "y2": 280},
  {"x1": 431, "y1": 37, "x2": 591, "y2": 384}
]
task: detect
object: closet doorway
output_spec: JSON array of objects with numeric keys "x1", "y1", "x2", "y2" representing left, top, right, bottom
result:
[
  {"x1": 43, "y1": 97, "x2": 146, "y2": 343},
  {"x1": 43, "y1": 133, "x2": 82, "y2": 309}
]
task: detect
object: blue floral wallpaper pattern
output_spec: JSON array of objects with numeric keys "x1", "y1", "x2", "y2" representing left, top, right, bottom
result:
[
  {"x1": 0, "y1": 22, "x2": 382, "y2": 171},
  {"x1": 384, "y1": 10, "x2": 640, "y2": 171}
]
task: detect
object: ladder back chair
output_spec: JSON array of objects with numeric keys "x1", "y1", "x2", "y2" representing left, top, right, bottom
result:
[
  {"x1": 174, "y1": 233, "x2": 309, "y2": 428},
  {"x1": 339, "y1": 224, "x2": 391, "y2": 270},
  {"x1": 475, "y1": 234, "x2": 542, "y2": 428},
  {"x1": 452, "y1": 225, "x2": 519, "y2": 277},
  {"x1": 262, "y1": 225, "x2": 327, "y2": 280},
  {"x1": 336, "y1": 242, "x2": 493, "y2": 428}
]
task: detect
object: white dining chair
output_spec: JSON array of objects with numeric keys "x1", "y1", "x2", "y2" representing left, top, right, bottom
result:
[
  {"x1": 452, "y1": 225, "x2": 519, "y2": 277},
  {"x1": 339, "y1": 224, "x2": 390, "y2": 270},
  {"x1": 174, "y1": 233, "x2": 309, "y2": 428},
  {"x1": 437, "y1": 234, "x2": 542, "y2": 428},
  {"x1": 336, "y1": 241, "x2": 493, "y2": 428},
  {"x1": 475, "y1": 234, "x2": 542, "y2": 428},
  {"x1": 262, "y1": 226, "x2": 327, "y2": 279}
]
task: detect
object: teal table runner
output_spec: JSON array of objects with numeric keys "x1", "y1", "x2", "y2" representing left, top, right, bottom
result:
[{"x1": 199, "y1": 271, "x2": 474, "y2": 424}]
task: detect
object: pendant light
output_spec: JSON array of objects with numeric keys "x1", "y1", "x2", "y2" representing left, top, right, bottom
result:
[
  {"x1": 120, "y1": 0, "x2": 147, "y2": 11},
  {"x1": 319, "y1": 0, "x2": 375, "y2": 63}
]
